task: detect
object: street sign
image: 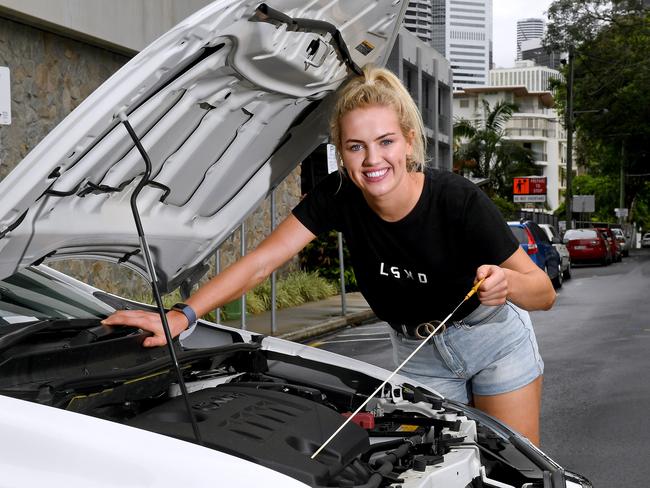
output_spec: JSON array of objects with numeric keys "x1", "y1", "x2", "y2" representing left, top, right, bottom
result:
[
  {"x1": 514, "y1": 195, "x2": 546, "y2": 203},
  {"x1": 326, "y1": 144, "x2": 338, "y2": 174},
  {"x1": 0, "y1": 67, "x2": 11, "y2": 125},
  {"x1": 513, "y1": 177, "x2": 547, "y2": 202},
  {"x1": 573, "y1": 195, "x2": 595, "y2": 213},
  {"x1": 615, "y1": 208, "x2": 628, "y2": 217}
]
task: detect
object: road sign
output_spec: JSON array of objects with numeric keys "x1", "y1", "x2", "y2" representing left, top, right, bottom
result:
[
  {"x1": 615, "y1": 208, "x2": 628, "y2": 217},
  {"x1": 573, "y1": 195, "x2": 595, "y2": 213},
  {"x1": 513, "y1": 177, "x2": 547, "y2": 202},
  {"x1": 514, "y1": 195, "x2": 546, "y2": 203}
]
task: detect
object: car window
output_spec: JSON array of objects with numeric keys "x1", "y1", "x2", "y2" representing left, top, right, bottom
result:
[
  {"x1": 528, "y1": 223, "x2": 550, "y2": 244},
  {"x1": 0, "y1": 267, "x2": 114, "y2": 326},
  {"x1": 564, "y1": 229, "x2": 597, "y2": 240},
  {"x1": 509, "y1": 226, "x2": 528, "y2": 244}
]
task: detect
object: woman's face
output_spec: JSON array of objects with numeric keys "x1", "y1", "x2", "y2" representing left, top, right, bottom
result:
[{"x1": 339, "y1": 104, "x2": 414, "y2": 202}]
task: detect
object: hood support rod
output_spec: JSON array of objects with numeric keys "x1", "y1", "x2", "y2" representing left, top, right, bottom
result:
[{"x1": 118, "y1": 111, "x2": 203, "y2": 446}]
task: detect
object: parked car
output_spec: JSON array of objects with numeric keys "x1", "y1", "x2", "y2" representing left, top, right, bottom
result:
[
  {"x1": 642, "y1": 233, "x2": 650, "y2": 248},
  {"x1": 611, "y1": 227, "x2": 630, "y2": 257},
  {"x1": 0, "y1": 2, "x2": 591, "y2": 487},
  {"x1": 538, "y1": 223, "x2": 571, "y2": 280},
  {"x1": 594, "y1": 227, "x2": 622, "y2": 262},
  {"x1": 563, "y1": 228, "x2": 613, "y2": 265},
  {"x1": 508, "y1": 220, "x2": 563, "y2": 288}
]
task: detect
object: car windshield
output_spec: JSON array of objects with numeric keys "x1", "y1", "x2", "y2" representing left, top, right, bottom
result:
[
  {"x1": 564, "y1": 229, "x2": 598, "y2": 240},
  {"x1": 0, "y1": 267, "x2": 114, "y2": 327}
]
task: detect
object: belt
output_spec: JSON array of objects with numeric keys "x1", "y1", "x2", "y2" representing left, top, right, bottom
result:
[{"x1": 392, "y1": 320, "x2": 446, "y2": 339}]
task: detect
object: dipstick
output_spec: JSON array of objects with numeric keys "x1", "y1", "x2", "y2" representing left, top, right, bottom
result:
[{"x1": 311, "y1": 278, "x2": 485, "y2": 460}]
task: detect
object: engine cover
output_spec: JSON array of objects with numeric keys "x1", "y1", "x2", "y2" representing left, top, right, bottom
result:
[{"x1": 126, "y1": 384, "x2": 369, "y2": 485}]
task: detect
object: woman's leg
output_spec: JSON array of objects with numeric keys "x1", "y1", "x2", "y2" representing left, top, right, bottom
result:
[{"x1": 473, "y1": 375, "x2": 543, "y2": 446}]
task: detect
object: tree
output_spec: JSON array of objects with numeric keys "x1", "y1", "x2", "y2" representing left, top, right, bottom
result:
[
  {"x1": 545, "y1": 0, "x2": 650, "y2": 226},
  {"x1": 454, "y1": 100, "x2": 538, "y2": 199}
]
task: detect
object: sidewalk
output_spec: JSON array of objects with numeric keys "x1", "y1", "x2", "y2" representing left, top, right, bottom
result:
[{"x1": 221, "y1": 292, "x2": 375, "y2": 343}]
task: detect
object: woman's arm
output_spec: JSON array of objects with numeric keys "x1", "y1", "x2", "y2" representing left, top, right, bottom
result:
[
  {"x1": 102, "y1": 214, "x2": 317, "y2": 346},
  {"x1": 475, "y1": 247, "x2": 556, "y2": 311}
]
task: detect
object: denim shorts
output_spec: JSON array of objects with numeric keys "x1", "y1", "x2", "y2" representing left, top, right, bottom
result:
[{"x1": 389, "y1": 302, "x2": 544, "y2": 403}]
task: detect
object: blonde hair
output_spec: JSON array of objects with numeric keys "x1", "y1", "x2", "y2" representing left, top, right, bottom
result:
[{"x1": 330, "y1": 64, "x2": 427, "y2": 172}]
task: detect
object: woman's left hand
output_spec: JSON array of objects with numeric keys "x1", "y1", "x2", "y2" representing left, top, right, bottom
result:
[{"x1": 474, "y1": 265, "x2": 508, "y2": 306}]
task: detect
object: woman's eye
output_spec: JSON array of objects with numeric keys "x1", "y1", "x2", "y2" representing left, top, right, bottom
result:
[
  {"x1": 348, "y1": 144, "x2": 363, "y2": 152},
  {"x1": 380, "y1": 139, "x2": 393, "y2": 146}
]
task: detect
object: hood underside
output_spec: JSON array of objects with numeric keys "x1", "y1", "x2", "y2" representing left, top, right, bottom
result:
[{"x1": 0, "y1": 0, "x2": 406, "y2": 292}]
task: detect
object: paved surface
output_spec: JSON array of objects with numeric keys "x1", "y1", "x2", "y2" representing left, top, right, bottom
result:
[{"x1": 221, "y1": 291, "x2": 375, "y2": 342}]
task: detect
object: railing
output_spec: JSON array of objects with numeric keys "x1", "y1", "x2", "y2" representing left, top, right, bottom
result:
[{"x1": 212, "y1": 187, "x2": 348, "y2": 333}]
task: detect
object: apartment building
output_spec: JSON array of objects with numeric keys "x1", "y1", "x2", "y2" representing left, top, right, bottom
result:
[{"x1": 453, "y1": 85, "x2": 566, "y2": 210}]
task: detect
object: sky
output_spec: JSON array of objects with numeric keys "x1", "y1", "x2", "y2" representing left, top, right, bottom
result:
[{"x1": 492, "y1": 0, "x2": 554, "y2": 68}]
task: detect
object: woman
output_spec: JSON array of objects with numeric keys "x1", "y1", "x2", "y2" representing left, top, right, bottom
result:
[{"x1": 104, "y1": 65, "x2": 555, "y2": 446}]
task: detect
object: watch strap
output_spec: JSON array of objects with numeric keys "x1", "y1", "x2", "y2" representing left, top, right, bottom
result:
[{"x1": 171, "y1": 302, "x2": 197, "y2": 326}]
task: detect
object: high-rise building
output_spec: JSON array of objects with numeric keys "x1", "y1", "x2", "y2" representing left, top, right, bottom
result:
[
  {"x1": 404, "y1": 1, "x2": 434, "y2": 44},
  {"x1": 521, "y1": 38, "x2": 563, "y2": 70},
  {"x1": 427, "y1": 0, "x2": 493, "y2": 90},
  {"x1": 516, "y1": 18, "x2": 544, "y2": 60}
]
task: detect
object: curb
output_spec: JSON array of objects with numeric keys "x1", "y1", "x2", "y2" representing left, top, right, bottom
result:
[{"x1": 276, "y1": 309, "x2": 376, "y2": 343}]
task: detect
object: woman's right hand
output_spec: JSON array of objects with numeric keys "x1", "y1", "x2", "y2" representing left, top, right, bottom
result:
[{"x1": 101, "y1": 309, "x2": 189, "y2": 347}]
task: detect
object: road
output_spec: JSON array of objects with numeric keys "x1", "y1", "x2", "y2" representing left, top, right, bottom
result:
[{"x1": 311, "y1": 249, "x2": 650, "y2": 487}]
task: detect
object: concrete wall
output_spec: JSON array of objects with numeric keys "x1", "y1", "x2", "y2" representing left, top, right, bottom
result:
[{"x1": 0, "y1": 0, "x2": 214, "y2": 54}]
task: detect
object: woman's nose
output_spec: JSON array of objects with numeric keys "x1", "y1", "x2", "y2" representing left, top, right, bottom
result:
[{"x1": 364, "y1": 144, "x2": 381, "y2": 165}]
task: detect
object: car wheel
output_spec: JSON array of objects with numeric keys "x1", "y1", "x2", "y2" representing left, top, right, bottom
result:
[
  {"x1": 563, "y1": 261, "x2": 572, "y2": 279},
  {"x1": 551, "y1": 263, "x2": 563, "y2": 289}
]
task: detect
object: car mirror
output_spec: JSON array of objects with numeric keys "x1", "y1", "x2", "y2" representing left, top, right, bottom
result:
[
  {"x1": 552, "y1": 236, "x2": 561, "y2": 244},
  {"x1": 563, "y1": 238, "x2": 569, "y2": 244}
]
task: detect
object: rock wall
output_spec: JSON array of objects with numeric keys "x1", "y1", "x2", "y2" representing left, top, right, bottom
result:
[{"x1": 0, "y1": 16, "x2": 301, "y2": 301}]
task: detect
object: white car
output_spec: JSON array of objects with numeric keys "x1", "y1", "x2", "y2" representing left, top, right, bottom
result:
[
  {"x1": 0, "y1": 1, "x2": 591, "y2": 487},
  {"x1": 538, "y1": 223, "x2": 572, "y2": 280},
  {"x1": 642, "y1": 233, "x2": 650, "y2": 248}
]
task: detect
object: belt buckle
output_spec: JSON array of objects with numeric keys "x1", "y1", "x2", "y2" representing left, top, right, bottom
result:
[{"x1": 414, "y1": 320, "x2": 445, "y2": 339}]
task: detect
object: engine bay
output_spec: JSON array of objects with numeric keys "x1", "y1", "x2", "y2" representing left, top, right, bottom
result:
[{"x1": 0, "y1": 321, "x2": 555, "y2": 488}]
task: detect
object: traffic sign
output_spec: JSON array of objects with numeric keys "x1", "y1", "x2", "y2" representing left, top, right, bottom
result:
[{"x1": 615, "y1": 208, "x2": 628, "y2": 217}]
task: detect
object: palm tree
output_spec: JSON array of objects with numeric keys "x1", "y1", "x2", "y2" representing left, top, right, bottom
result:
[{"x1": 454, "y1": 100, "x2": 538, "y2": 198}]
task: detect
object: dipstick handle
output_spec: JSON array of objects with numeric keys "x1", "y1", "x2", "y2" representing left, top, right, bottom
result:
[{"x1": 465, "y1": 277, "x2": 485, "y2": 301}]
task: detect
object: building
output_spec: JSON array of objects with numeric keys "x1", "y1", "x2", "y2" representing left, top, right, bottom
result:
[
  {"x1": 516, "y1": 18, "x2": 544, "y2": 60},
  {"x1": 404, "y1": 0, "x2": 434, "y2": 44},
  {"x1": 387, "y1": 28, "x2": 454, "y2": 169},
  {"x1": 521, "y1": 38, "x2": 563, "y2": 70},
  {"x1": 428, "y1": 0, "x2": 493, "y2": 90},
  {"x1": 453, "y1": 85, "x2": 566, "y2": 210},
  {"x1": 490, "y1": 60, "x2": 561, "y2": 92}
]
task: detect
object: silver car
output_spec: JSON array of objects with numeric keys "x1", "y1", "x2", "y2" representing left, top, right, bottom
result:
[{"x1": 539, "y1": 223, "x2": 571, "y2": 280}]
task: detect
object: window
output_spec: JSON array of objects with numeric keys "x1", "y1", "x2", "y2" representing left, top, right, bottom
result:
[{"x1": 460, "y1": 99, "x2": 469, "y2": 107}]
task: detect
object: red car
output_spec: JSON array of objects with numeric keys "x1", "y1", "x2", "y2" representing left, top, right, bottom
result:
[
  {"x1": 594, "y1": 227, "x2": 622, "y2": 262},
  {"x1": 563, "y1": 228, "x2": 613, "y2": 265}
]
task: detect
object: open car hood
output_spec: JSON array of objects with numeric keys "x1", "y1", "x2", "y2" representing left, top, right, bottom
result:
[{"x1": 0, "y1": 0, "x2": 406, "y2": 292}]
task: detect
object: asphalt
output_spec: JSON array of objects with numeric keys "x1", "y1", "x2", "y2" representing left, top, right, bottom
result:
[{"x1": 221, "y1": 292, "x2": 375, "y2": 342}]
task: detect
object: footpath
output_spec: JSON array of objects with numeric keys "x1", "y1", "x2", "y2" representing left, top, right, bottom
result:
[{"x1": 221, "y1": 292, "x2": 375, "y2": 343}]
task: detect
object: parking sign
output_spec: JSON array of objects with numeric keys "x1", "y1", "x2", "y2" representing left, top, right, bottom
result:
[{"x1": 0, "y1": 67, "x2": 10, "y2": 125}]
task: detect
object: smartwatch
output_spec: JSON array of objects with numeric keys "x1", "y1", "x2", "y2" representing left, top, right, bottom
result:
[{"x1": 171, "y1": 302, "x2": 197, "y2": 327}]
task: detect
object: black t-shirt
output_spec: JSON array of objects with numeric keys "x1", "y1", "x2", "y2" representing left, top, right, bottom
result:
[{"x1": 292, "y1": 169, "x2": 519, "y2": 327}]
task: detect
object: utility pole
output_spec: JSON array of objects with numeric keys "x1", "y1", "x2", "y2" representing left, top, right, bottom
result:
[
  {"x1": 565, "y1": 46, "x2": 575, "y2": 230},
  {"x1": 619, "y1": 141, "x2": 625, "y2": 224}
]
